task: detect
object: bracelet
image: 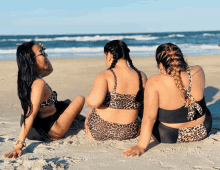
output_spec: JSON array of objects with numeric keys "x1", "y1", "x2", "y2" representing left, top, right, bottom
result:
[{"x1": 14, "y1": 140, "x2": 26, "y2": 148}]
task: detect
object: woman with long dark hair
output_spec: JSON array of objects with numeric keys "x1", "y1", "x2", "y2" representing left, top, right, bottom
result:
[
  {"x1": 123, "y1": 43, "x2": 212, "y2": 157},
  {"x1": 85, "y1": 40, "x2": 147, "y2": 141},
  {"x1": 3, "y1": 41, "x2": 85, "y2": 158}
]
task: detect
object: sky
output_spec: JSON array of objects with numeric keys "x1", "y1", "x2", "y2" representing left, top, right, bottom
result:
[{"x1": 1, "y1": 0, "x2": 220, "y2": 35}]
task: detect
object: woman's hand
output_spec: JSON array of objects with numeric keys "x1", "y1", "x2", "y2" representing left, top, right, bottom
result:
[
  {"x1": 123, "y1": 145, "x2": 146, "y2": 157},
  {"x1": 38, "y1": 43, "x2": 46, "y2": 50},
  {"x1": 3, "y1": 145, "x2": 23, "y2": 158}
]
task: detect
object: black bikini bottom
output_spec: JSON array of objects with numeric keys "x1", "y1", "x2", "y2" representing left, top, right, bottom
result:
[
  {"x1": 152, "y1": 110, "x2": 212, "y2": 143},
  {"x1": 20, "y1": 101, "x2": 69, "y2": 141}
]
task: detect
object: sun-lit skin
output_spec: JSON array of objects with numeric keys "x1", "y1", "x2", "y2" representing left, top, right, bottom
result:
[
  {"x1": 84, "y1": 51, "x2": 148, "y2": 140},
  {"x1": 123, "y1": 62, "x2": 206, "y2": 157},
  {"x1": 3, "y1": 43, "x2": 85, "y2": 159}
]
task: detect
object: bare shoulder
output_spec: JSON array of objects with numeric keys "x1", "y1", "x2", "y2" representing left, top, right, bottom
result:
[
  {"x1": 95, "y1": 70, "x2": 108, "y2": 80},
  {"x1": 139, "y1": 71, "x2": 147, "y2": 87},
  {"x1": 92, "y1": 71, "x2": 109, "y2": 85},
  {"x1": 190, "y1": 65, "x2": 203, "y2": 71},
  {"x1": 140, "y1": 71, "x2": 148, "y2": 80},
  {"x1": 189, "y1": 65, "x2": 205, "y2": 76},
  {"x1": 31, "y1": 79, "x2": 45, "y2": 91},
  {"x1": 145, "y1": 74, "x2": 161, "y2": 88}
]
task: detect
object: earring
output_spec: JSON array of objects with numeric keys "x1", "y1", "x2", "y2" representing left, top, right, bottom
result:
[{"x1": 160, "y1": 69, "x2": 167, "y2": 75}]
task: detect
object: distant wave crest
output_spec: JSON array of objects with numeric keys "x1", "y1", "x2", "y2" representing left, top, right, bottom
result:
[
  {"x1": 0, "y1": 35, "x2": 160, "y2": 42},
  {"x1": 168, "y1": 34, "x2": 185, "y2": 38},
  {"x1": 203, "y1": 33, "x2": 220, "y2": 37}
]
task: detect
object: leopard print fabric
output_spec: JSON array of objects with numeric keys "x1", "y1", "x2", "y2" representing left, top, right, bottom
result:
[
  {"x1": 176, "y1": 69, "x2": 208, "y2": 142},
  {"x1": 102, "y1": 69, "x2": 142, "y2": 110},
  {"x1": 102, "y1": 92, "x2": 141, "y2": 109},
  {"x1": 87, "y1": 109, "x2": 140, "y2": 141},
  {"x1": 177, "y1": 123, "x2": 207, "y2": 143},
  {"x1": 182, "y1": 70, "x2": 203, "y2": 120},
  {"x1": 40, "y1": 84, "x2": 57, "y2": 108}
]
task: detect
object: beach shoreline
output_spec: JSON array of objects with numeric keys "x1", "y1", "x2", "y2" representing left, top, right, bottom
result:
[{"x1": 0, "y1": 55, "x2": 220, "y2": 169}]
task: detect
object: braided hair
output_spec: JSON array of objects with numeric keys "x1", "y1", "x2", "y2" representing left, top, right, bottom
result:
[
  {"x1": 156, "y1": 43, "x2": 188, "y2": 100},
  {"x1": 104, "y1": 40, "x2": 143, "y2": 102}
]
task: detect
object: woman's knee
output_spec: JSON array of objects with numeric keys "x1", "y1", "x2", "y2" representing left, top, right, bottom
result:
[{"x1": 74, "y1": 95, "x2": 85, "y2": 106}]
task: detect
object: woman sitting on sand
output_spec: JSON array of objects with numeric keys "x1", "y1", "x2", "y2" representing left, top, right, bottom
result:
[
  {"x1": 84, "y1": 40, "x2": 147, "y2": 141},
  {"x1": 123, "y1": 43, "x2": 212, "y2": 157},
  {"x1": 3, "y1": 41, "x2": 85, "y2": 158}
]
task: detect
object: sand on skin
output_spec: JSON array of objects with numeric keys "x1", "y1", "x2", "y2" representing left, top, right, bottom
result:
[{"x1": 0, "y1": 55, "x2": 220, "y2": 170}]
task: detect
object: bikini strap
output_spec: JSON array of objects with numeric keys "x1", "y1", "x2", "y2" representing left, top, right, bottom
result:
[
  {"x1": 109, "y1": 69, "x2": 117, "y2": 91},
  {"x1": 182, "y1": 70, "x2": 203, "y2": 120},
  {"x1": 45, "y1": 83, "x2": 53, "y2": 92}
]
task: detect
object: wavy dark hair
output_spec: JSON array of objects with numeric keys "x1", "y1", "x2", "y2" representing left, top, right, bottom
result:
[
  {"x1": 104, "y1": 40, "x2": 143, "y2": 102},
  {"x1": 17, "y1": 41, "x2": 39, "y2": 123},
  {"x1": 156, "y1": 43, "x2": 188, "y2": 99}
]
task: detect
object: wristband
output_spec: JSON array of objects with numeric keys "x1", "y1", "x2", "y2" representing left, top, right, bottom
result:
[{"x1": 14, "y1": 140, "x2": 26, "y2": 148}]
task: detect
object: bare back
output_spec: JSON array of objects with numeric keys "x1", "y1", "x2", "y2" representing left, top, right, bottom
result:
[
  {"x1": 157, "y1": 65, "x2": 205, "y2": 110},
  {"x1": 97, "y1": 67, "x2": 147, "y2": 124}
]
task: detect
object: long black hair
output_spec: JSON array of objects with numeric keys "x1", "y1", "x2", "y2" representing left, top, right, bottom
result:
[
  {"x1": 104, "y1": 40, "x2": 143, "y2": 102},
  {"x1": 17, "y1": 41, "x2": 39, "y2": 122}
]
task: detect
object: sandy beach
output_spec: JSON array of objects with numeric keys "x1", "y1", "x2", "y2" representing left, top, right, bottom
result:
[{"x1": 0, "y1": 55, "x2": 220, "y2": 170}]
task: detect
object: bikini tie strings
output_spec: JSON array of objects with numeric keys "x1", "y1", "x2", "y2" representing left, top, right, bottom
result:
[{"x1": 187, "y1": 102, "x2": 203, "y2": 121}]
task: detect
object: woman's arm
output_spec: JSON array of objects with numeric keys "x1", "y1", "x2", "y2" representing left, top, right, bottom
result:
[
  {"x1": 3, "y1": 79, "x2": 45, "y2": 158},
  {"x1": 86, "y1": 72, "x2": 108, "y2": 108},
  {"x1": 138, "y1": 71, "x2": 148, "y2": 119},
  {"x1": 123, "y1": 76, "x2": 159, "y2": 157},
  {"x1": 40, "y1": 58, "x2": 53, "y2": 77},
  {"x1": 36, "y1": 43, "x2": 53, "y2": 77}
]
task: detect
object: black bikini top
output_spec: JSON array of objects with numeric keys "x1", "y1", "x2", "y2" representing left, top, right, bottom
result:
[
  {"x1": 40, "y1": 84, "x2": 57, "y2": 108},
  {"x1": 102, "y1": 69, "x2": 142, "y2": 110},
  {"x1": 158, "y1": 70, "x2": 208, "y2": 123}
]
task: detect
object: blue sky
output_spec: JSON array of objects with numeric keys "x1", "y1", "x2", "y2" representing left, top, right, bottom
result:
[{"x1": 1, "y1": 0, "x2": 220, "y2": 34}]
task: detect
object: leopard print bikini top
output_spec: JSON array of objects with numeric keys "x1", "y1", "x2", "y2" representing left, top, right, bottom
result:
[
  {"x1": 40, "y1": 83, "x2": 57, "y2": 108},
  {"x1": 102, "y1": 69, "x2": 142, "y2": 110}
]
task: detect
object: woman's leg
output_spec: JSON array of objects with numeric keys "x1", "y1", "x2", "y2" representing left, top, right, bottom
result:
[
  {"x1": 49, "y1": 95, "x2": 85, "y2": 139},
  {"x1": 84, "y1": 108, "x2": 94, "y2": 140}
]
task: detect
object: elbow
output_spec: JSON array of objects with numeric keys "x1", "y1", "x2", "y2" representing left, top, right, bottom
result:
[
  {"x1": 147, "y1": 116, "x2": 157, "y2": 124},
  {"x1": 86, "y1": 96, "x2": 101, "y2": 108},
  {"x1": 142, "y1": 115, "x2": 157, "y2": 125}
]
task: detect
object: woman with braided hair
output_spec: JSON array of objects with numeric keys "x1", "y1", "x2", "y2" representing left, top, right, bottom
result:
[
  {"x1": 85, "y1": 40, "x2": 147, "y2": 141},
  {"x1": 123, "y1": 43, "x2": 212, "y2": 157}
]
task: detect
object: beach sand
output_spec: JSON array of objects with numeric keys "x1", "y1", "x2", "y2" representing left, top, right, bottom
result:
[{"x1": 0, "y1": 55, "x2": 220, "y2": 170}]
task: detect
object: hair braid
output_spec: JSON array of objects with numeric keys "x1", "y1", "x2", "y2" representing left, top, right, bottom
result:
[
  {"x1": 127, "y1": 57, "x2": 143, "y2": 102},
  {"x1": 108, "y1": 51, "x2": 119, "y2": 70},
  {"x1": 104, "y1": 40, "x2": 143, "y2": 102},
  {"x1": 156, "y1": 43, "x2": 188, "y2": 101}
]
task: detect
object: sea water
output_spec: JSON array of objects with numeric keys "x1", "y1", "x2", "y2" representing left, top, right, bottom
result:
[{"x1": 0, "y1": 30, "x2": 220, "y2": 60}]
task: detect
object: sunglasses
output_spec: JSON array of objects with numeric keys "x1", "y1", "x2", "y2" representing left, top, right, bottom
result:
[{"x1": 34, "y1": 45, "x2": 46, "y2": 58}]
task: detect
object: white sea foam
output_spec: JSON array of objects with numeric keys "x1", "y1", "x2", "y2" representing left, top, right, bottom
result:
[
  {"x1": 203, "y1": 33, "x2": 215, "y2": 36},
  {"x1": 35, "y1": 38, "x2": 53, "y2": 41},
  {"x1": 168, "y1": 34, "x2": 185, "y2": 38},
  {"x1": 0, "y1": 49, "x2": 16, "y2": 53},
  {"x1": 0, "y1": 35, "x2": 159, "y2": 42},
  {"x1": 46, "y1": 47, "x2": 103, "y2": 53},
  {"x1": 51, "y1": 35, "x2": 159, "y2": 41}
]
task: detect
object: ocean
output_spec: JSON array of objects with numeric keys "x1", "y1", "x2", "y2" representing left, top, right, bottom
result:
[{"x1": 0, "y1": 30, "x2": 220, "y2": 60}]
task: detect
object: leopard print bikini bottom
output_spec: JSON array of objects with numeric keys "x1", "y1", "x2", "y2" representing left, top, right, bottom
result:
[
  {"x1": 87, "y1": 109, "x2": 140, "y2": 141},
  {"x1": 152, "y1": 113, "x2": 212, "y2": 143},
  {"x1": 177, "y1": 123, "x2": 207, "y2": 143}
]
